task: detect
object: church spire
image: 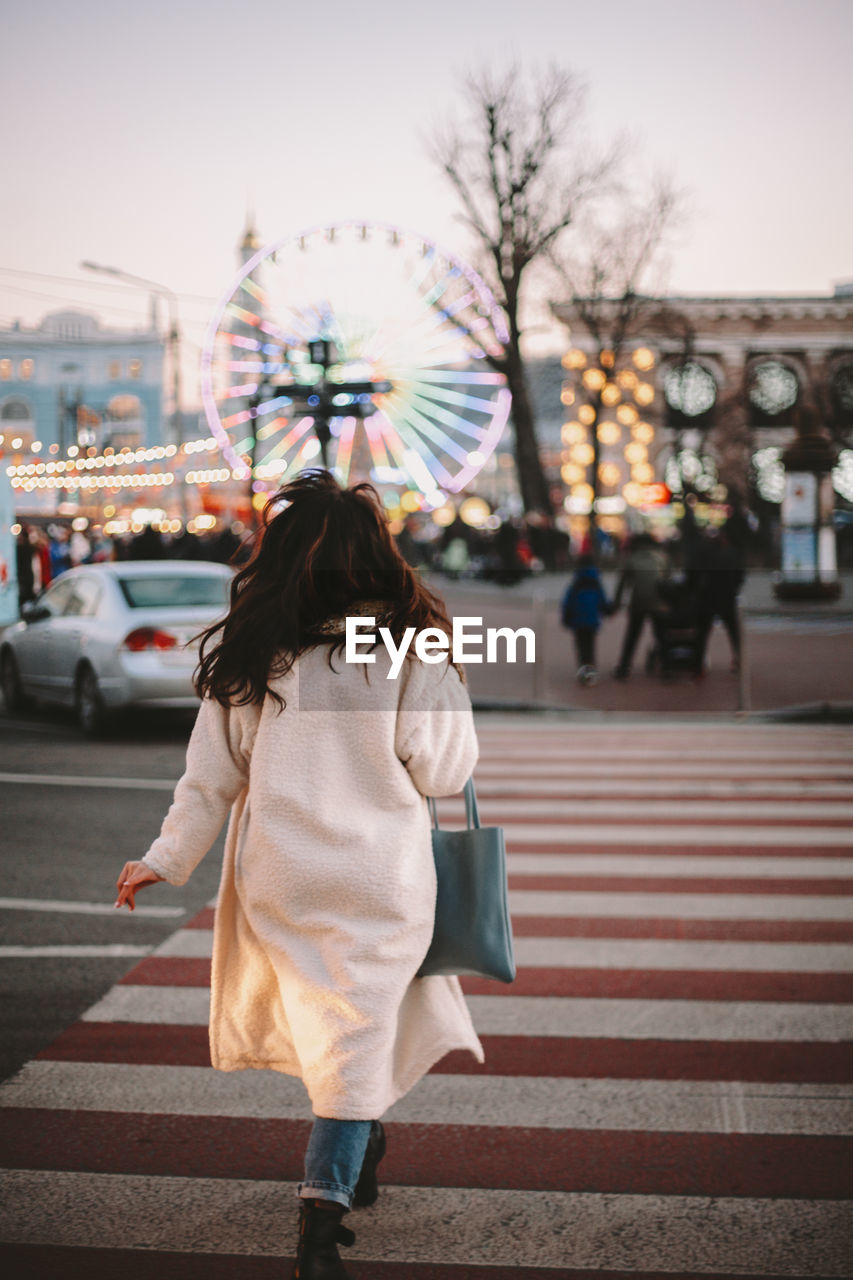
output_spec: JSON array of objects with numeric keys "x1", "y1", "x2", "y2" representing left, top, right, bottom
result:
[{"x1": 239, "y1": 211, "x2": 262, "y2": 265}]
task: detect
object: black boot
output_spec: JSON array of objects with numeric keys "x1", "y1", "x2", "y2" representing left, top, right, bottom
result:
[
  {"x1": 292, "y1": 1201, "x2": 355, "y2": 1280},
  {"x1": 352, "y1": 1119, "x2": 386, "y2": 1209}
]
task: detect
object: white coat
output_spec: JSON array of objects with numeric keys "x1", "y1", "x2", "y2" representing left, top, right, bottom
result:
[{"x1": 142, "y1": 643, "x2": 483, "y2": 1119}]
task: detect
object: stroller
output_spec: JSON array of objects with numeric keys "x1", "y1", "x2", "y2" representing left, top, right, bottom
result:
[{"x1": 645, "y1": 577, "x2": 702, "y2": 677}]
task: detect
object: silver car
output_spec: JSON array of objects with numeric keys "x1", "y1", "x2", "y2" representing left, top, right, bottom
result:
[{"x1": 0, "y1": 561, "x2": 233, "y2": 733}]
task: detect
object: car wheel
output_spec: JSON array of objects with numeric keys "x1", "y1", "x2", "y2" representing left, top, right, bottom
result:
[
  {"x1": 0, "y1": 650, "x2": 28, "y2": 713},
  {"x1": 75, "y1": 665, "x2": 107, "y2": 736}
]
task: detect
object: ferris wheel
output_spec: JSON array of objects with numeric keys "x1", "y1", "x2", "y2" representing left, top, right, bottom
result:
[{"x1": 200, "y1": 221, "x2": 511, "y2": 506}]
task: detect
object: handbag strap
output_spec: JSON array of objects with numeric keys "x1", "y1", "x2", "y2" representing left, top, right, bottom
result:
[{"x1": 427, "y1": 777, "x2": 480, "y2": 831}]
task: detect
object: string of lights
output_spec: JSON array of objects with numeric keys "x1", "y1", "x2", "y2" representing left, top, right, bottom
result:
[{"x1": 3, "y1": 434, "x2": 232, "y2": 491}]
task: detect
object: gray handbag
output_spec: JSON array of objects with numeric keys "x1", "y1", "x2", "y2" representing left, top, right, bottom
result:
[{"x1": 417, "y1": 778, "x2": 516, "y2": 984}]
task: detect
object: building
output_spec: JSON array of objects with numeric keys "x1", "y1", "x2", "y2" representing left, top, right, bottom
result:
[
  {"x1": 0, "y1": 310, "x2": 166, "y2": 459},
  {"x1": 551, "y1": 286, "x2": 853, "y2": 539}
]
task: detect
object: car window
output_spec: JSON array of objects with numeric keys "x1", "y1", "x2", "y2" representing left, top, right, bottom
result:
[
  {"x1": 116, "y1": 574, "x2": 230, "y2": 609},
  {"x1": 65, "y1": 577, "x2": 103, "y2": 617},
  {"x1": 39, "y1": 577, "x2": 75, "y2": 616}
]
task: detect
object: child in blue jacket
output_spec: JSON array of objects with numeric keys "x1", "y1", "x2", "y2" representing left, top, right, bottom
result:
[{"x1": 560, "y1": 554, "x2": 611, "y2": 685}]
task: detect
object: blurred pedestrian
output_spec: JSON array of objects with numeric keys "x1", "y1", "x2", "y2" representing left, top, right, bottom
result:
[
  {"x1": 15, "y1": 525, "x2": 35, "y2": 610},
  {"x1": 167, "y1": 525, "x2": 205, "y2": 560},
  {"x1": 689, "y1": 529, "x2": 745, "y2": 675},
  {"x1": 30, "y1": 527, "x2": 51, "y2": 594},
  {"x1": 48, "y1": 525, "x2": 71, "y2": 579},
  {"x1": 612, "y1": 533, "x2": 670, "y2": 679},
  {"x1": 491, "y1": 519, "x2": 524, "y2": 583},
  {"x1": 114, "y1": 470, "x2": 481, "y2": 1279},
  {"x1": 209, "y1": 523, "x2": 245, "y2": 565},
  {"x1": 69, "y1": 525, "x2": 91, "y2": 567},
  {"x1": 89, "y1": 530, "x2": 114, "y2": 563},
  {"x1": 560, "y1": 554, "x2": 611, "y2": 685},
  {"x1": 441, "y1": 518, "x2": 470, "y2": 578},
  {"x1": 394, "y1": 515, "x2": 427, "y2": 569},
  {"x1": 127, "y1": 523, "x2": 166, "y2": 560}
]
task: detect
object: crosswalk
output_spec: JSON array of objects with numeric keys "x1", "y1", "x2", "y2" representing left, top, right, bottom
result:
[{"x1": 1, "y1": 719, "x2": 851, "y2": 1277}]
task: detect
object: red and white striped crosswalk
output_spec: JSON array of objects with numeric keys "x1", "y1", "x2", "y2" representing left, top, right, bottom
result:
[{"x1": 1, "y1": 720, "x2": 851, "y2": 1278}]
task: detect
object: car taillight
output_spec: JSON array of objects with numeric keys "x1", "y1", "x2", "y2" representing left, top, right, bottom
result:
[{"x1": 123, "y1": 627, "x2": 179, "y2": 652}]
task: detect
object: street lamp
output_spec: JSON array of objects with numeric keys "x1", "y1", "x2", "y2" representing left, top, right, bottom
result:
[
  {"x1": 245, "y1": 338, "x2": 391, "y2": 507},
  {"x1": 80, "y1": 261, "x2": 183, "y2": 449}
]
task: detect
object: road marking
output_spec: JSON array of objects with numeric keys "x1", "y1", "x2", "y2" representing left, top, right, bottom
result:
[
  {"x1": 450, "y1": 798, "x2": 853, "y2": 818},
  {"x1": 4, "y1": 1060, "x2": 850, "y2": 1135},
  {"x1": 36, "y1": 1021, "x2": 851, "y2": 1080},
  {"x1": 0, "y1": 1171, "x2": 848, "y2": 1271},
  {"x1": 79, "y1": 984, "x2": 853, "y2": 1041},
  {"x1": 0, "y1": 945, "x2": 151, "y2": 958},
  {"x1": 0, "y1": 897, "x2": 184, "y2": 918},
  {"x1": 0, "y1": 772, "x2": 175, "y2": 791},
  {"x1": 155, "y1": 925, "x2": 853, "y2": 973},
  {"x1": 475, "y1": 776, "x2": 853, "y2": 795},
  {"x1": 508, "y1": 890, "x2": 853, "y2": 919},
  {"x1": 503, "y1": 853, "x2": 853, "y2": 877},
  {"x1": 499, "y1": 825, "x2": 853, "y2": 846}
]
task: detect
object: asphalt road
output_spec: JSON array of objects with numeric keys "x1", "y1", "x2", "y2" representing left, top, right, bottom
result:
[{"x1": 0, "y1": 705, "x2": 213, "y2": 1083}]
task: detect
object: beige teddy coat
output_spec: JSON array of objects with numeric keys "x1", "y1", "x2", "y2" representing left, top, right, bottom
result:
[{"x1": 142, "y1": 645, "x2": 484, "y2": 1119}]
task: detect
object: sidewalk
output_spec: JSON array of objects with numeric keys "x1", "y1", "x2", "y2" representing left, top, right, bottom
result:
[
  {"x1": 431, "y1": 572, "x2": 853, "y2": 719},
  {"x1": 431, "y1": 569, "x2": 853, "y2": 616}
]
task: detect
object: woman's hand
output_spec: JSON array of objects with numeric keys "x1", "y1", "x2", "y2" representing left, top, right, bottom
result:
[{"x1": 115, "y1": 861, "x2": 164, "y2": 911}]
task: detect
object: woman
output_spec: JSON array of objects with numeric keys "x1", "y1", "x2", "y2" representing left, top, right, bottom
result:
[{"x1": 115, "y1": 471, "x2": 482, "y2": 1279}]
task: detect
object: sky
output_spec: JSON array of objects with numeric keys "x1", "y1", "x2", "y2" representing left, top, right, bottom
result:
[{"x1": 2, "y1": 0, "x2": 852, "y2": 405}]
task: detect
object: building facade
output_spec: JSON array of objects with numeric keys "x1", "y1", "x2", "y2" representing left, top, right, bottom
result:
[
  {"x1": 551, "y1": 287, "x2": 853, "y2": 532},
  {"x1": 0, "y1": 310, "x2": 165, "y2": 459}
]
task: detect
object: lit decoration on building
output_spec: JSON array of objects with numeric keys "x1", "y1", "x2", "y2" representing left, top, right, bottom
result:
[
  {"x1": 632, "y1": 347, "x2": 656, "y2": 371},
  {"x1": 748, "y1": 361, "x2": 799, "y2": 416},
  {"x1": 582, "y1": 367, "x2": 606, "y2": 392},
  {"x1": 200, "y1": 221, "x2": 512, "y2": 506},
  {"x1": 598, "y1": 461, "x2": 622, "y2": 487},
  {"x1": 559, "y1": 338, "x2": 661, "y2": 517},
  {"x1": 561, "y1": 422, "x2": 586, "y2": 444},
  {"x1": 597, "y1": 422, "x2": 621, "y2": 445},
  {"x1": 664, "y1": 361, "x2": 718, "y2": 417},
  {"x1": 3, "y1": 432, "x2": 243, "y2": 498},
  {"x1": 624, "y1": 441, "x2": 648, "y2": 465}
]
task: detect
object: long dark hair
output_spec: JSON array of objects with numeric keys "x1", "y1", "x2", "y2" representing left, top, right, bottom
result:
[{"x1": 195, "y1": 469, "x2": 456, "y2": 708}]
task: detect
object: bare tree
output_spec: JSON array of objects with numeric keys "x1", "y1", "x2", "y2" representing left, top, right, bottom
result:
[{"x1": 430, "y1": 64, "x2": 616, "y2": 519}]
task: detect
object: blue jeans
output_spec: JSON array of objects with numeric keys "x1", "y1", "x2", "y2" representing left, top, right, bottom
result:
[{"x1": 298, "y1": 1117, "x2": 373, "y2": 1210}]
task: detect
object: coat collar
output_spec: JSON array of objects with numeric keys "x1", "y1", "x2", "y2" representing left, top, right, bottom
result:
[{"x1": 311, "y1": 600, "x2": 392, "y2": 637}]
